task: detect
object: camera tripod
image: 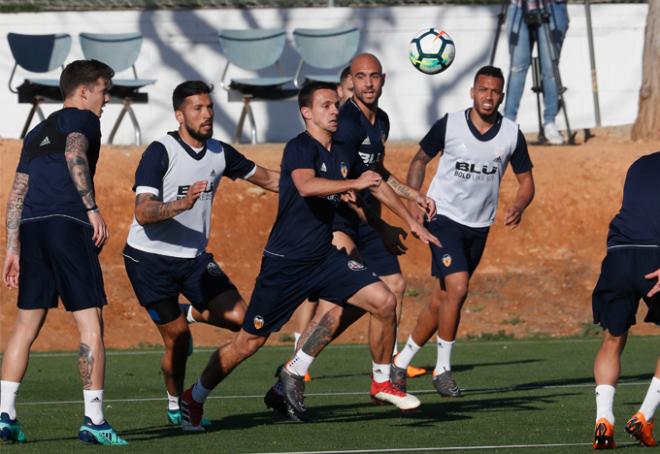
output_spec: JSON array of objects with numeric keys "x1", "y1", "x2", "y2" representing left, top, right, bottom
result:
[{"x1": 490, "y1": 0, "x2": 578, "y2": 145}]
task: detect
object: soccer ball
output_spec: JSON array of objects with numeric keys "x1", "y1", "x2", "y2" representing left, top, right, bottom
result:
[{"x1": 409, "y1": 28, "x2": 455, "y2": 75}]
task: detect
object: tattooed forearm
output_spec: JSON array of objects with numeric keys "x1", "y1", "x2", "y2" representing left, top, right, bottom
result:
[
  {"x1": 135, "y1": 194, "x2": 191, "y2": 225},
  {"x1": 386, "y1": 175, "x2": 415, "y2": 200},
  {"x1": 78, "y1": 343, "x2": 94, "y2": 390},
  {"x1": 6, "y1": 172, "x2": 29, "y2": 254},
  {"x1": 64, "y1": 132, "x2": 95, "y2": 209},
  {"x1": 300, "y1": 312, "x2": 339, "y2": 357}
]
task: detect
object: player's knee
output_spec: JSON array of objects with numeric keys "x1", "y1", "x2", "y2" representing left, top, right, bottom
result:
[
  {"x1": 234, "y1": 334, "x2": 267, "y2": 359},
  {"x1": 386, "y1": 274, "x2": 406, "y2": 300},
  {"x1": 224, "y1": 302, "x2": 247, "y2": 332},
  {"x1": 446, "y1": 281, "x2": 468, "y2": 302},
  {"x1": 371, "y1": 288, "x2": 397, "y2": 320}
]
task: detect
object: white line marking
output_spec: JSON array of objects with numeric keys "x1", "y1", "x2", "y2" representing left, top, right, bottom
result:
[
  {"x1": 10, "y1": 337, "x2": 646, "y2": 358},
  {"x1": 250, "y1": 441, "x2": 636, "y2": 454},
  {"x1": 17, "y1": 381, "x2": 648, "y2": 407}
]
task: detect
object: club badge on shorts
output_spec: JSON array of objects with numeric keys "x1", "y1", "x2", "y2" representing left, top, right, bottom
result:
[
  {"x1": 347, "y1": 260, "x2": 366, "y2": 271},
  {"x1": 253, "y1": 315, "x2": 264, "y2": 330},
  {"x1": 206, "y1": 261, "x2": 224, "y2": 276},
  {"x1": 442, "y1": 254, "x2": 452, "y2": 267}
]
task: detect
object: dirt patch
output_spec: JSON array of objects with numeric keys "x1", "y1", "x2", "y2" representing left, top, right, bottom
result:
[{"x1": 1, "y1": 130, "x2": 659, "y2": 351}]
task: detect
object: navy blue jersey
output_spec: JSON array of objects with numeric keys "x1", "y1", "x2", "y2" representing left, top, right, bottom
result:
[
  {"x1": 17, "y1": 108, "x2": 101, "y2": 222},
  {"x1": 607, "y1": 152, "x2": 660, "y2": 247},
  {"x1": 420, "y1": 111, "x2": 533, "y2": 174},
  {"x1": 264, "y1": 132, "x2": 368, "y2": 261},
  {"x1": 334, "y1": 99, "x2": 390, "y2": 219}
]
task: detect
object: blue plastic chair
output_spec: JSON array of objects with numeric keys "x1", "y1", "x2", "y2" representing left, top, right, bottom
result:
[
  {"x1": 7, "y1": 33, "x2": 72, "y2": 137},
  {"x1": 292, "y1": 26, "x2": 360, "y2": 87},
  {"x1": 79, "y1": 32, "x2": 156, "y2": 145},
  {"x1": 218, "y1": 28, "x2": 296, "y2": 144}
]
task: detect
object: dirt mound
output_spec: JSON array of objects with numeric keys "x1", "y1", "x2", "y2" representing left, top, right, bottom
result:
[{"x1": 1, "y1": 131, "x2": 659, "y2": 351}]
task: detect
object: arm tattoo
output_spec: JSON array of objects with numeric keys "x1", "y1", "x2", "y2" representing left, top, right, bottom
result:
[
  {"x1": 78, "y1": 343, "x2": 94, "y2": 390},
  {"x1": 64, "y1": 132, "x2": 95, "y2": 209},
  {"x1": 6, "y1": 172, "x2": 29, "y2": 254},
  {"x1": 300, "y1": 312, "x2": 338, "y2": 357},
  {"x1": 135, "y1": 193, "x2": 191, "y2": 224},
  {"x1": 386, "y1": 175, "x2": 415, "y2": 200}
]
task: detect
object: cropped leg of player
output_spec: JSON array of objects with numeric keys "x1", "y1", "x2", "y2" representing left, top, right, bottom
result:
[
  {"x1": 180, "y1": 329, "x2": 268, "y2": 430},
  {"x1": 280, "y1": 282, "x2": 420, "y2": 413},
  {"x1": 625, "y1": 357, "x2": 660, "y2": 447},
  {"x1": 0, "y1": 308, "x2": 48, "y2": 443},
  {"x1": 392, "y1": 273, "x2": 467, "y2": 398},
  {"x1": 73, "y1": 307, "x2": 127, "y2": 446},
  {"x1": 166, "y1": 289, "x2": 245, "y2": 425},
  {"x1": 592, "y1": 329, "x2": 627, "y2": 449}
]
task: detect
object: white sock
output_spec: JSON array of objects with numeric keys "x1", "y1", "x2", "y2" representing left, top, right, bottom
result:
[
  {"x1": 393, "y1": 336, "x2": 421, "y2": 369},
  {"x1": 167, "y1": 391, "x2": 179, "y2": 411},
  {"x1": 0, "y1": 380, "x2": 20, "y2": 420},
  {"x1": 595, "y1": 384, "x2": 616, "y2": 423},
  {"x1": 372, "y1": 362, "x2": 391, "y2": 384},
  {"x1": 286, "y1": 350, "x2": 315, "y2": 377},
  {"x1": 186, "y1": 305, "x2": 197, "y2": 324},
  {"x1": 191, "y1": 379, "x2": 211, "y2": 404},
  {"x1": 392, "y1": 330, "x2": 399, "y2": 356},
  {"x1": 294, "y1": 332, "x2": 302, "y2": 351},
  {"x1": 83, "y1": 389, "x2": 105, "y2": 425},
  {"x1": 434, "y1": 336, "x2": 455, "y2": 375},
  {"x1": 639, "y1": 376, "x2": 660, "y2": 421}
]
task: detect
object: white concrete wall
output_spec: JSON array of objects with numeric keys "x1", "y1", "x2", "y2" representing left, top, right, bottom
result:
[{"x1": 0, "y1": 4, "x2": 647, "y2": 145}]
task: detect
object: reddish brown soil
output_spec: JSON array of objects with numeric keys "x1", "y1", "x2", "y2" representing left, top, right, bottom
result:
[{"x1": 1, "y1": 130, "x2": 659, "y2": 351}]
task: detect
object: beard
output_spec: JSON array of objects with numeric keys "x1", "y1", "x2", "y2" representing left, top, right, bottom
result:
[{"x1": 186, "y1": 123, "x2": 213, "y2": 142}]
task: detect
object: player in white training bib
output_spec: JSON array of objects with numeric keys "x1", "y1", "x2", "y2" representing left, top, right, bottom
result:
[
  {"x1": 122, "y1": 81, "x2": 279, "y2": 427},
  {"x1": 391, "y1": 66, "x2": 535, "y2": 397}
]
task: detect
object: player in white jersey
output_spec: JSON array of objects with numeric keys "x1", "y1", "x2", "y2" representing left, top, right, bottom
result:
[
  {"x1": 122, "y1": 81, "x2": 279, "y2": 425},
  {"x1": 390, "y1": 66, "x2": 535, "y2": 397}
]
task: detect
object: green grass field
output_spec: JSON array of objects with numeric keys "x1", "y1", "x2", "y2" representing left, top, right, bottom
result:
[{"x1": 2, "y1": 336, "x2": 658, "y2": 453}]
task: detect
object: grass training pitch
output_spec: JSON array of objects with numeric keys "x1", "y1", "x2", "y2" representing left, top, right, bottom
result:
[{"x1": 2, "y1": 335, "x2": 658, "y2": 453}]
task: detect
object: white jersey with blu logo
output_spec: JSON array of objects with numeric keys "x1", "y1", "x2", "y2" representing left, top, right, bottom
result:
[
  {"x1": 424, "y1": 110, "x2": 523, "y2": 228},
  {"x1": 127, "y1": 132, "x2": 256, "y2": 258}
]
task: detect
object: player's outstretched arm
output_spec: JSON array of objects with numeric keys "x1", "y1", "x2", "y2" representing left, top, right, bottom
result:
[
  {"x1": 291, "y1": 168, "x2": 381, "y2": 197},
  {"x1": 503, "y1": 170, "x2": 535, "y2": 229},
  {"x1": 406, "y1": 147, "x2": 436, "y2": 223},
  {"x1": 386, "y1": 172, "x2": 436, "y2": 220},
  {"x1": 370, "y1": 181, "x2": 441, "y2": 247},
  {"x1": 64, "y1": 132, "x2": 108, "y2": 247},
  {"x1": 3, "y1": 171, "x2": 28, "y2": 289},
  {"x1": 645, "y1": 269, "x2": 660, "y2": 298},
  {"x1": 134, "y1": 180, "x2": 207, "y2": 225},
  {"x1": 247, "y1": 166, "x2": 280, "y2": 192}
]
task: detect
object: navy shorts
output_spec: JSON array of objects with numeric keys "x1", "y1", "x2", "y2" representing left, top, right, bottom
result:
[
  {"x1": 243, "y1": 247, "x2": 380, "y2": 335},
  {"x1": 123, "y1": 244, "x2": 237, "y2": 322},
  {"x1": 427, "y1": 215, "x2": 490, "y2": 280},
  {"x1": 334, "y1": 214, "x2": 401, "y2": 277},
  {"x1": 18, "y1": 217, "x2": 107, "y2": 311},
  {"x1": 592, "y1": 246, "x2": 660, "y2": 336}
]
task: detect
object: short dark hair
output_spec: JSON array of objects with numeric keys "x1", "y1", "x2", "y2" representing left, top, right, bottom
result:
[
  {"x1": 298, "y1": 81, "x2": 338, "y2": 109},
  {"x1": 339, "y1": 65, "x2": 351, "y2": 82},
  {"x1": 172, "y1": 80, "x2": 214, "y2": 111},
  {"x1": 474, "y1": 65, "x2": 505, "y2": 85},
  {"x1": 59, "y1": 59, "x2": 114, "y2": 99}
]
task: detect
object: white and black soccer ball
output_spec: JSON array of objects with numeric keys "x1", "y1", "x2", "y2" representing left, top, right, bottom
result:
[{"x1": 409, "y1": 28, "x2": 455, "y2": 75}]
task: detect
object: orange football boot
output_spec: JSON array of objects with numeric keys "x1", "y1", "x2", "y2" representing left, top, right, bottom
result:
[
  {"x1": 593, "y1": 417, "x2": 616, "y2": 450},
  {"x1": 625, "y1": 412, "x2": 656, "y2": 447}
]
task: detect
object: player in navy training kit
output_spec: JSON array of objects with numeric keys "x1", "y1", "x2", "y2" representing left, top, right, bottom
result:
[
  {"x1": 290, "y1": 53, "x2": 435, "y2": 382},
  {"x1": 0, "y1": 60, "x2": 127, "y2": 445},
  {"x1": 391, "y1": 66, "x2": 535, "y2": 398},
  {"x1": 122, "y1": 81, "x2": 279, "y2": 427},
  {"x1": 591, "y1": 152, "x2": 660, "y2": 449},
  {"x1": 179, "y1": 82, "x2": 439, "y2": 429}
]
